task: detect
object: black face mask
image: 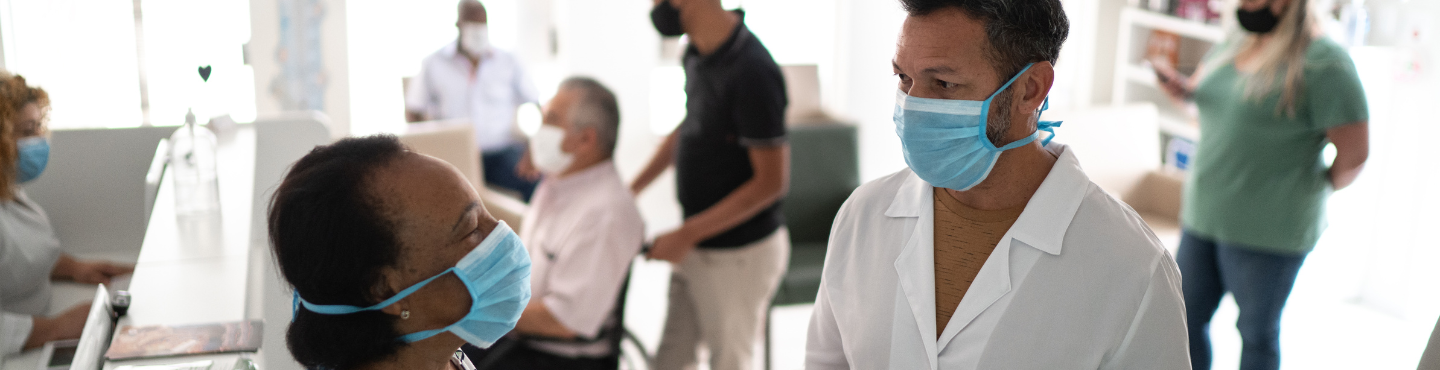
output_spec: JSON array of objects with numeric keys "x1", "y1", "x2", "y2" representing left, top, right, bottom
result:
[
  {"x1": 1236, "y1": 5, "x2": 1281, "y2": 34},
  {"x1": 650, "y1": 0, "x2": 685, "y2": 37}
]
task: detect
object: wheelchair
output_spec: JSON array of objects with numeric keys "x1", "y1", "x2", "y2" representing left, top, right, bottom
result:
[{"x1": 472, "y1": 260, "x2": 653, "y2": 370}]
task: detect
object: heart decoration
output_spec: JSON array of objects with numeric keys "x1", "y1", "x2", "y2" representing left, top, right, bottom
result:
[{"x1": 198, "y1": 65, "x2": 212, "y2": 82}]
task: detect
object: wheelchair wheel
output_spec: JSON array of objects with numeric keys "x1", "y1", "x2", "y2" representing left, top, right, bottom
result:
[{"x1": 618, "y1": 329, "x2": 653, "y2": 370}]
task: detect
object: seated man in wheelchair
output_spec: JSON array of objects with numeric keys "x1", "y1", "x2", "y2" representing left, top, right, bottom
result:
[{"x1": 464, "y1": 77, "x2": 645, "y2": 369}]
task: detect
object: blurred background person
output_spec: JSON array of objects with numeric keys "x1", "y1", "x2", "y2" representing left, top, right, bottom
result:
[
  {"x1": 406, "y1": 0, "x2": 540, "y2": 201},
  {"x1": 1154, "y1": 0, "x2": 1370, "y2": 368},
  {"x1": 0, "y1": 72, "x2": 133, "y2": 356},
  {"x1": 272, "y1": 135, "x2": 531, "y2": 370},
  {"x1": 466, "y1": 77, "x2": 642, "y2": 369},
  {"x1": 629, "y1": 0, "x2": 790, "y2": 368}
]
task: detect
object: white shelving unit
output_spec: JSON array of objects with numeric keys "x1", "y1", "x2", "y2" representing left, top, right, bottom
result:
[{"x1": 1111, "y1": 6, "x2": 1225, "y2": 142}]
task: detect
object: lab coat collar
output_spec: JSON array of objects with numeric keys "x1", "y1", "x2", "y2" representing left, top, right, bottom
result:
[
  {"x1": 885, "y1": 143, "x2": 1090, "y2": 366},
  {"x1": 885, "y1": 143, "x2": 1088, "y2": 255}
]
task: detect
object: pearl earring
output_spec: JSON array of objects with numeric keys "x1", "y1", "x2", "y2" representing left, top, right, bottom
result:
[{"x1": 401, "y1": 310, "x2": 410, "y2": 319}]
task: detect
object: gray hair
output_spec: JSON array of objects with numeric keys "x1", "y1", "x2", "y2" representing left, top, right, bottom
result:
[{"x1": 559, "y1": 77, "x2": 620, "y2": 157}]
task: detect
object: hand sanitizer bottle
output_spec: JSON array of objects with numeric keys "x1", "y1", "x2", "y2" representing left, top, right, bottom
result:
[{"x1": 170, "y1": 109, "x2": 221, "y2": 216}]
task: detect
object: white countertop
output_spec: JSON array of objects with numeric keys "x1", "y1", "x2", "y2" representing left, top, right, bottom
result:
[{"x1": 2, "y1": 126, "x2": 278, "y2": 370}]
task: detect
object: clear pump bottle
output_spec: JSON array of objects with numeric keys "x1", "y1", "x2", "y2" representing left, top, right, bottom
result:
[{"x1": 170, "y1": 109, "x2": 221, "y2": 216}]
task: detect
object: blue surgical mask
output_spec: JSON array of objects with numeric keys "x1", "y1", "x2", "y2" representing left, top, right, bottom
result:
[
  {"x1": 16, "y1": 137, "x2": 49, "y2": 183},
  {"x1": 893, "y1": 63, "x2": 1062, "y2": 191},
  {"x1": 294, "y1": 221, "x2": 532, "y2": 347}
]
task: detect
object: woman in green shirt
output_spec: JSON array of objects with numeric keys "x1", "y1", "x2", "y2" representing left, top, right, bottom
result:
[{"x1": 1154, "y1": 0, "x2": 1369, "y2": 369}]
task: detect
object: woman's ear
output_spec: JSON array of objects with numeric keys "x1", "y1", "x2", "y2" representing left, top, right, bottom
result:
[{"x1": 373, "y1": 269, "x2": 406, "y2": 317}]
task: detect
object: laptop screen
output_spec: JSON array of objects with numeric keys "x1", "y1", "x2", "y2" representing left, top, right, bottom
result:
[{"x1": 68, "y1": 284, "x2": 113, "y2": 370}]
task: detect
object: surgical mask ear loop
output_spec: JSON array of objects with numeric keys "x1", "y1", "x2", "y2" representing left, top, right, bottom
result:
[
  {"x1": 979, "y1": 64, "x2": 1040, "y2": 151},
  {"x1": 1036, "y1": 97, "x2": 1064, "y2": 146}
]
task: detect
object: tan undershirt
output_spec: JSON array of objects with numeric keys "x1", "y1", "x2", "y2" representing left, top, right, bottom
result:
[{"x1": 933, "y1": 187, "x2": 1025, "y2": 337}]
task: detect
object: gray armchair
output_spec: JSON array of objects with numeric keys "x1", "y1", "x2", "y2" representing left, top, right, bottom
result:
[{"x1": 773, "y1": 122, "x2": 860, "y2": 306}]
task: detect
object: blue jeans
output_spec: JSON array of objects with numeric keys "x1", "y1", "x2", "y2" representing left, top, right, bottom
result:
[
  {"x1": 482, "y1": 143, "x2": 537, "y2": 202},
  {"x1": 1177, "y1": 230, "x2": 1307, "y2": 370}
]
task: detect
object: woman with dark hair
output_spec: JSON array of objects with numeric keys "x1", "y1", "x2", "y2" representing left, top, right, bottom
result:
[
  {"x1": 0, "y1": 71, "x2": 134, "y2": 356},
  {"x1": 268, "y1": 134, "x2": 531, "y2": 370}
]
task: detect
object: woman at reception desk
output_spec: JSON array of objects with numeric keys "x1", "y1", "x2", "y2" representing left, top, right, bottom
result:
[{"x1": 0, "y1": 71, "x2": 133, "y2": 356}]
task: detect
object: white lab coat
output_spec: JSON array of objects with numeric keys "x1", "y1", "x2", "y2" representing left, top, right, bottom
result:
[
  {"x1": 0, "y1": 189, "x2": 62, "y2": 355},
  {"x1": 806, "y1": 144, "x2": 1189, "y2": 369}
]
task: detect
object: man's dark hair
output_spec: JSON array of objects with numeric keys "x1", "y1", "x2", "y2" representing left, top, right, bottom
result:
[
  {"x1": 900, "y1": 0, "x2": 1069, "y2": 79},
  {"x1": 902, "y1": 0, "x2": 1068, "y2": 143},
  {"x1": 559, "y1": 76, "x2": 621, "y2": 157},
  {"x1": 268, "y1": 135, "x2": 410, "y2": 369}
]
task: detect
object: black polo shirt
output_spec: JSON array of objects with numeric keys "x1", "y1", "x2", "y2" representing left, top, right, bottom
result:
[{"x1": 675, "y1": 19, "x2": 788, "y2": 248}]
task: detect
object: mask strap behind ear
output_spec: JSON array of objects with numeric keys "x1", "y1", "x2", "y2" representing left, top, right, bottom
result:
[
  {"x1": 986, "y1": 63, "x2": 1037, "y2": 102},
  {"x1": 1037, "y1": 97, "x2": 1063, "y2": 146},
  {"x1": 398, "y1": 328, "x2": 450, "y2": 344},
  {"x1": 297, "y1": 267, "x2": 457, "y2": 315}
]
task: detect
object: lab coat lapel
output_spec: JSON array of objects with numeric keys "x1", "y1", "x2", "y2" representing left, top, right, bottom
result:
[
  {"x1": 888, "y1": 171, "x2": 939, "y2": 369},
  {"x1": 934, "y1": 236, "x2": 1013, "y2": 351},
  {"x1": 935, "y1": 144, "x2": 1088, "y2": 352}
]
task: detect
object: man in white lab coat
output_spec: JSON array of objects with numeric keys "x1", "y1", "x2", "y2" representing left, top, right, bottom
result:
[{"x1": 805, "y1": 0, "x2": 1190, "y2": 369}]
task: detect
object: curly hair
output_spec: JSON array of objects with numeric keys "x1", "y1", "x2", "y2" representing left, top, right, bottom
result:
[{"x1": 0, "y1": 71, "x2": 50, "y2": 200}]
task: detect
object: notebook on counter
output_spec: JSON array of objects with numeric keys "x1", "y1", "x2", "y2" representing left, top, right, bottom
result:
[{"x1": 104, "y1": 320, "x2": 263, "y2": 361}]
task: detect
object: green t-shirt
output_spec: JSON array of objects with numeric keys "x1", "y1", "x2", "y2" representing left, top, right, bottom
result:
[{"x1": 1182, "y1": 37, "x2": 1367, "y2": 255}]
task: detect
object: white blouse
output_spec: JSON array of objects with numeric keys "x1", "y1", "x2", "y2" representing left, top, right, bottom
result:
[{"x1": 0, "y1": 189, "x2": 62, "y2": 355}]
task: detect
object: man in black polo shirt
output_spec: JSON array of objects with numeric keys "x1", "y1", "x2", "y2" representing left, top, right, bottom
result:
[{"x1": 630, "y1": 0, "x2": 790, "y2": 368}]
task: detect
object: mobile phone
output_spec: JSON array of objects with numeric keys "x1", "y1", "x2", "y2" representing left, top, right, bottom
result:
[{"x1": 40, "y1": 339, "x2": 80, "y2": 370}]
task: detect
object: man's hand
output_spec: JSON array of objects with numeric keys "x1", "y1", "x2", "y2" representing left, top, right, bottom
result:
[
  {"x1": 24, "y1": 302, "x2": 91, "y2": 350},
  {"x1": 647, "y1": 229, "x2": 697, "y2": 264}
]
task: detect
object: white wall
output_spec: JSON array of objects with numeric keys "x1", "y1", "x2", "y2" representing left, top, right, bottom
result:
[{"x1": 833, "y1": 0, "x2": 907, "y2": 181}]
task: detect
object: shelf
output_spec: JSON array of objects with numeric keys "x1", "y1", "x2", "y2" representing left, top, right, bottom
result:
[{"x1": 1122, "y1": 7, "x2": 1225, "y2": 43}]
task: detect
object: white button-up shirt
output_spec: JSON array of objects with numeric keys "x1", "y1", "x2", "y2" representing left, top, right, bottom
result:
[
  {"x1": 406, "y1": 42, "x2": 538, "y2": 153},
  {"x1": 0, "y1": 190, "x2": 62, "y2": 355},
  {"x1": 806, "y1": 143, "x2": 1189, "y2": 369},
  {"x1": 518, "y1": 161, "x2": 644, "y2": 357}
]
